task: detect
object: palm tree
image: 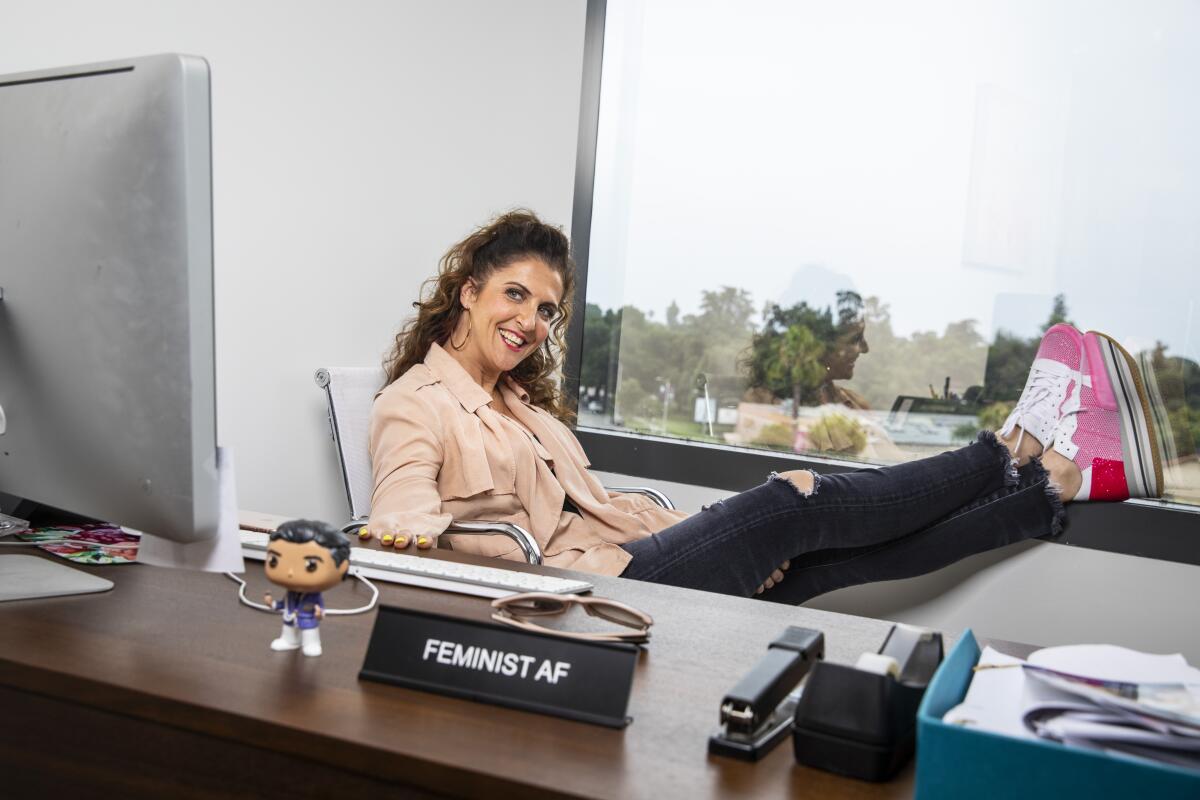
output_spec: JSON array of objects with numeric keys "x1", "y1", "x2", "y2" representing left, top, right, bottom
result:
[{"x1": 766, "y1": 324, "x2": 826, "y2": 418}]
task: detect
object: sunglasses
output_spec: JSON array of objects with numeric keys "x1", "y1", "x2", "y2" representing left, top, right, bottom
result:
[{"x1": 490, "y1": 592, "x2": 653, "y2": 644}]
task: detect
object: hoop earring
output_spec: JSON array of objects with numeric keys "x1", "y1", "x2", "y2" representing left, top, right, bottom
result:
[{"x1": 450, "y1": 308, "x2": 472, "y2": 351}]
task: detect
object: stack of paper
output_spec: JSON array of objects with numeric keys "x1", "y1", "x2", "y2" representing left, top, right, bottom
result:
[{"x1": 944, "y1": 644, "x2": 1200, "y2": 770}]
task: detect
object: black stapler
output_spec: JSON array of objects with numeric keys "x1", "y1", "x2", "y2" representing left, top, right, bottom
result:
[
  {"x1": 709, "y1": 626, "x2": 825, "y2": 761},
  {"x1": 792, "y1": 623, "x2": 943, "y2": 781}
]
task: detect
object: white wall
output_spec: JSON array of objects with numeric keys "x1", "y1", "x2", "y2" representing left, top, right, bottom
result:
[{"x1": 1, "y1": 0, "x2": 587, "y2": 522}]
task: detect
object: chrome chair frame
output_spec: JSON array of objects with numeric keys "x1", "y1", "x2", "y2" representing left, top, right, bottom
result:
[{"x1": 316, "y1": 367, "x2": 673, "y2": 567}]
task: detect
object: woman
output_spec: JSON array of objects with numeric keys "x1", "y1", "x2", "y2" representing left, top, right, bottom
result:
[{"x1": 368, "y1": 211, "x2": 1163, "y2": 603}]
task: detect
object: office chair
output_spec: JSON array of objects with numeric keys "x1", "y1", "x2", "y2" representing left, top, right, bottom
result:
[{"x1": 315, "y1": 367, "x2": 674, "y2": 567}]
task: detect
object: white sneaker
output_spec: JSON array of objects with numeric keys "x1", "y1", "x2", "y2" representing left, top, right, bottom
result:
[
  {"x1": 301, "y1": 627, "x2": 323, "y2": 657},
  {"x1": 270, "y1": 624, "x2": 301, "y2": 651},
  {"x1": 999, "y1": 324, "x2": 1084, "y2": 450}
]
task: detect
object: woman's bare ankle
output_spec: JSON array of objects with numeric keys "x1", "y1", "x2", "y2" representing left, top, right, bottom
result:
[
  {"x1": 998, "y1": 426, "x2": 1045, "y2": 466},
  {"x1": 1041, "y1": 448, "x2": 1082, "y2": 503}
]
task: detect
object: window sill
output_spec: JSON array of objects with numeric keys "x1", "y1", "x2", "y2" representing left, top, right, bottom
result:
[{"x1": 574, "y1": 426, "x2": 1200, "y2": 568}]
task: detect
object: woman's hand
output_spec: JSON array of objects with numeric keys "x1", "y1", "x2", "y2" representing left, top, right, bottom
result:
[
  {"x1": 369, "y1": 514, "x2": 438, "y2": 551},
  {"x1": 754, "y1": 560, "x2": 791, "y2": 595}
]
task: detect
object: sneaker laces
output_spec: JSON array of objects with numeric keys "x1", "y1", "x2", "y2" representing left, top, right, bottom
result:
[{"x1": 999, "y1": 359, "x2": 1075, "y2": 452}]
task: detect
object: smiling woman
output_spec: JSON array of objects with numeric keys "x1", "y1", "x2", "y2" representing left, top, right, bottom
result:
[
  {"x1": 366, "y1": 211, "x2": 1163, "y2": 606},
  {"x1": 382, "y1": 210, "x2": 575, "y2": 421},
  {"x1": 449, "y1": 257, "x2": 565, "y2": 397}
]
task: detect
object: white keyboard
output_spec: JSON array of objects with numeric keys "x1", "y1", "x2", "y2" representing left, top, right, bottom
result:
[{"x1": 240, "y1": 530, "x2": 593, "y2": 599}]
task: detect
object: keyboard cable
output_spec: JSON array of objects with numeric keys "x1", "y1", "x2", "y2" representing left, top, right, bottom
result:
[{"x1": 224, "y1": 569, "x2": 379, "y2": 615}]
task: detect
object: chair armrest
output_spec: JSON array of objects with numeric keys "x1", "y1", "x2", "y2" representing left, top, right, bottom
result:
[
  {"x1": 340, "y1": 518, "x2": 543, "y2": 566},
  {"x1": 603, "y1": 486, "x2": 676, "y2": 511},
  {"x1": 446, "y1": 521, "x2": 543, "y2": 566}
]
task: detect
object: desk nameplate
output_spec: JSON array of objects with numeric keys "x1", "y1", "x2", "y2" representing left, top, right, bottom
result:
[{"x1": 360, "y1": 604, "x2": 639, "y2": 728}]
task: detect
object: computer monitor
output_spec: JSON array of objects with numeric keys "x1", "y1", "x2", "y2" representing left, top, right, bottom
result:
[{"x1": 0, "y1": 54, "x2": 220, "y2": 546}]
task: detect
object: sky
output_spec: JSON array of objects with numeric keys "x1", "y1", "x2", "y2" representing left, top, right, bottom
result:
[{"x1": 585, "y1": 0, "x2": 1199, "y2": 361}]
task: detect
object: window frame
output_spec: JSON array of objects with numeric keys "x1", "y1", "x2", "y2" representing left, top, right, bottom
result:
[{"x1": 563, "y1": 0, "x2": 1200, "y2": 569}]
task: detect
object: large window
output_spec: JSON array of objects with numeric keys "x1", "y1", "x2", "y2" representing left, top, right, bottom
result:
[{"x1": 575, "y1": 0, "x2": 1200, "y2": 508}]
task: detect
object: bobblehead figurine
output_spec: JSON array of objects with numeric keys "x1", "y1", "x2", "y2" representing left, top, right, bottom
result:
[{"x1": 263, "y1": 519, "x2": 351, "y2": 657}]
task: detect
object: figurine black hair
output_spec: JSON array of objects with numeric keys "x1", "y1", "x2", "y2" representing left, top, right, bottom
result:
[{"x1": 269, "y1": 519, "x2": 351, "y2": 566}]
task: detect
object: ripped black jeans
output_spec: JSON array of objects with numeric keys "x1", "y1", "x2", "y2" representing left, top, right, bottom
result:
[{"x1": 618, "y1": 432, "x2": 1065, "y2": 605}]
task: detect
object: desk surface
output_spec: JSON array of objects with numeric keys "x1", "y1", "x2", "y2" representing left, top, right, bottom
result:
[{"x1": 0, "y1": 542, "x2": 921, "y2": 799}]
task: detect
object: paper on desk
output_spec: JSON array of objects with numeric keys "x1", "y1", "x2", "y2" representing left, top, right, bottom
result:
[
  {"x1": 1028, "y1": 644, "x2": 1200, "y2": 685},
  {"x1": 135, "y1": 446, "x2": 246, "y2": 573},
  {"x1": 1023, "y1": 670, "x2": 1200, "y2": 732},
  {"x1": 941, "y1": 646, "x2": 1075, "y2": 739},
  {"x1": 945, "y1": 644, "x2": 1200, "y2": 745}
]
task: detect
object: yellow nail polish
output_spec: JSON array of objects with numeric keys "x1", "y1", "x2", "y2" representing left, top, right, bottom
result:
[
  {"x1": 417, "y1": 536, "x2": 429, "y2": 547},
  {"x1": 381, "y1": 534, "x2": 394, "y2": 546},
  {"x1": 358, "y1": 526, "x2": 371, "y2": 540},
  {"x1": 393, "y1": 536, "x2": 407, "y2": 548}
]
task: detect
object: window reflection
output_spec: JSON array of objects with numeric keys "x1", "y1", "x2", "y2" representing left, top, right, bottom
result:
[
  {"x1": 579, "y1": 291, "x2": 1199, "y2": 505},
  {"x1": 579, "y1": 0, "x2": 1200, "y2": 507}
]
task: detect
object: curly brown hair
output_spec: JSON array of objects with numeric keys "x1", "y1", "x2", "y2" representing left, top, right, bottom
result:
[{"x1": 382, "y1": 210, "x2": 576, "y2": 420}]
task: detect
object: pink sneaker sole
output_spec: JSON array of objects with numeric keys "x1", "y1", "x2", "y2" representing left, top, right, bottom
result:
[{"x1": 1086, "y1": 331, "x2": 1164, "y2": 499}]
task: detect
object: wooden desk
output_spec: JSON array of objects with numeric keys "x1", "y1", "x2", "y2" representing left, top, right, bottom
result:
[{"x1": 0, "y1": 545, "x2": 919, "y2": 799}]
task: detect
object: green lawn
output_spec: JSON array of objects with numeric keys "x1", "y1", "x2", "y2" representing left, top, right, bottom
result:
[{"x1": 622, "y1": 413, "x2": 732, "y2": 444}]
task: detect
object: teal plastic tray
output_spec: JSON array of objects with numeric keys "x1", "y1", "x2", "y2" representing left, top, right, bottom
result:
[{"x1": 916, "y1": 629, "x2": 1200, "y2": 800}]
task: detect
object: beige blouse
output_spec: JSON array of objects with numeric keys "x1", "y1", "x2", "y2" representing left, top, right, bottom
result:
[{"x1": 368, "y1": 342, "x2": 688, "y2": 576}]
